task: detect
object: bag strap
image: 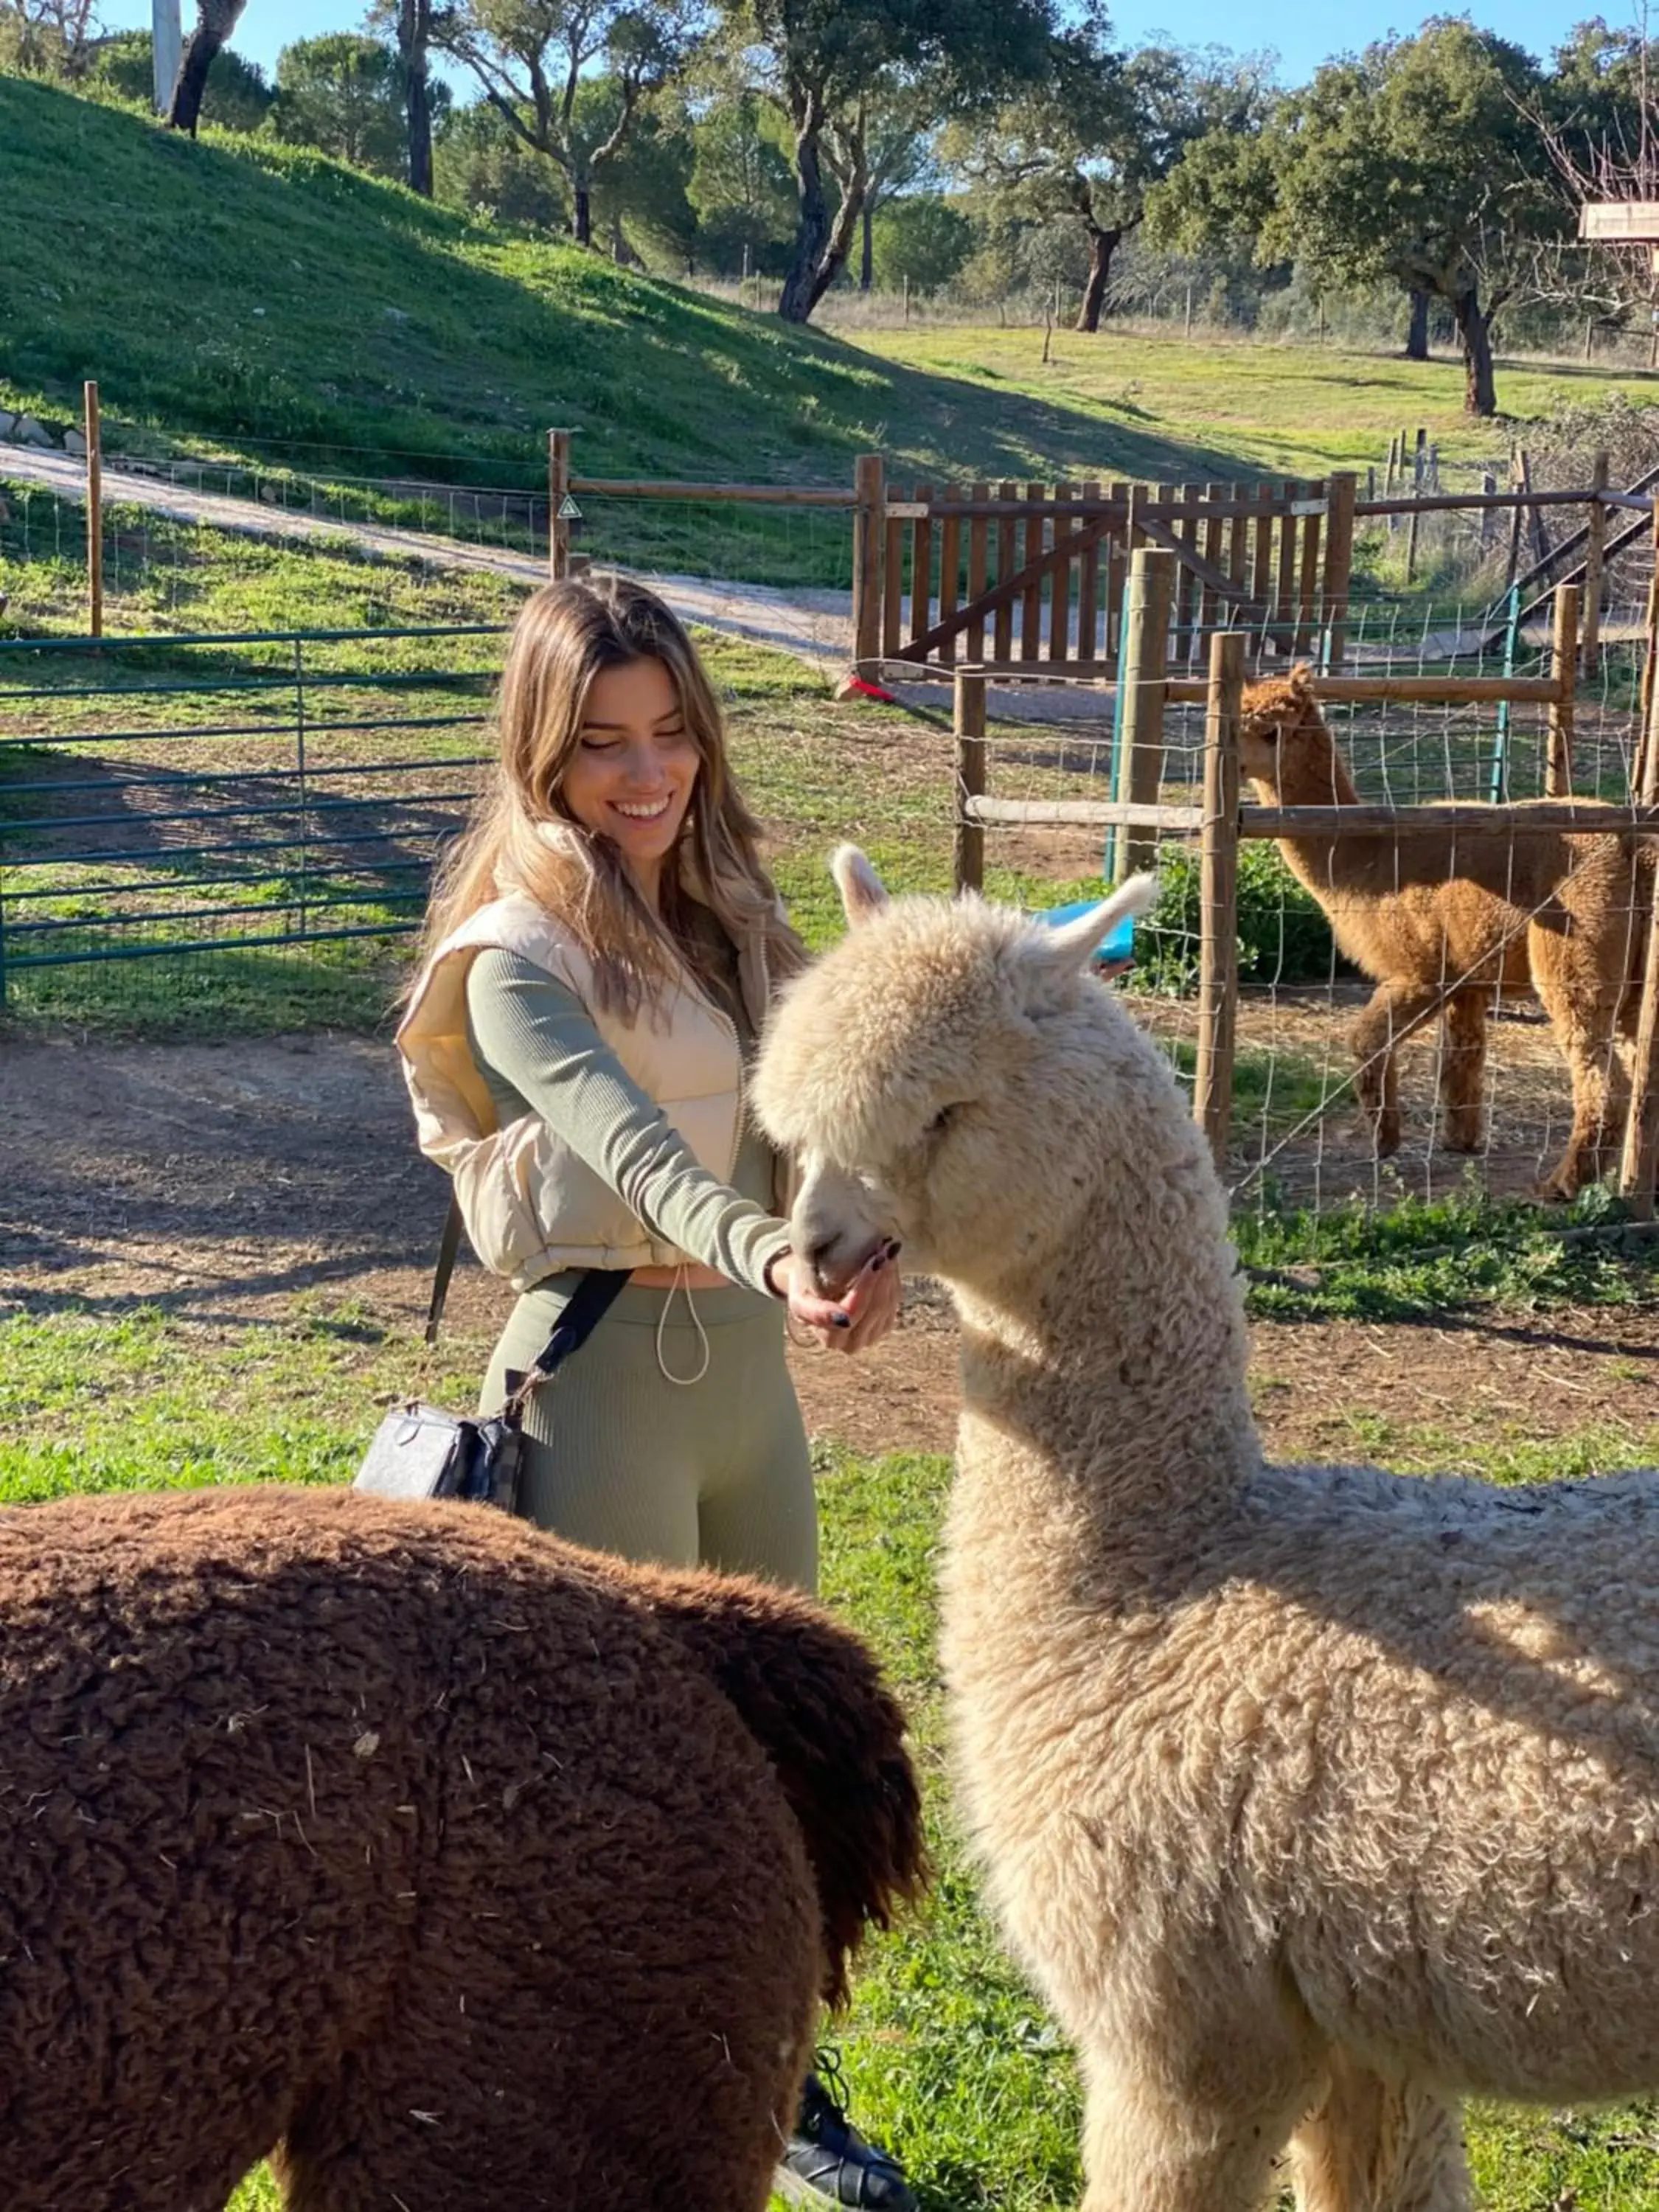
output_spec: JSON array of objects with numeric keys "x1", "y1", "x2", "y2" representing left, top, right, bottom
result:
[
  {"x1": 501, "y1": 1267, "x2": 633, "y2": 1425},
  {"x1": 424, "y1": 1191, "x2": 466, "y2": 1346}
]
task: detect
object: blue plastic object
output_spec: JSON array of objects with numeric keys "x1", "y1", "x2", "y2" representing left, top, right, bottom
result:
[{"x1": 1034, "y1": 897, "x2": 1137, "y2": 967}]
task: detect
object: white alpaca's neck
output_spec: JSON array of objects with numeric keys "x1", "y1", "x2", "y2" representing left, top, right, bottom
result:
[{"x1": 947, "y1": 1034, "x2": 1257, "y2": 1587}]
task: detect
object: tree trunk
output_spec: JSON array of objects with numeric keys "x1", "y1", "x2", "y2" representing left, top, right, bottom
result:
[
  {"x1": 860, "y1": 199, "x2": 874, "y2": 291},
  {"x1": 399, "y1": 0, "x2": 434, "y2": 198},
  {"x1": 1405, "y1": 288, "x2": 1429, "y2": 361},
  {"x1": 1451, "y1": 285, "x2": 1497, "y2": 416},
  {"x1": 572, "y1": 181, "x2": 592, "y2": 249},
  {"x1": 1074, "y1": 223, "x2": 1124, "y2": 334},
  {"x1": 779, "y1": 124, "x2": 862, "y2": 324},
  {"x1": 167, "y1": 0, "x2": 247, "y2": 136}
]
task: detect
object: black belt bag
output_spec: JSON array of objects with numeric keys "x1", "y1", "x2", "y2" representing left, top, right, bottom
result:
[{"x1": 353, "y1": 1263, "x2": 632, "y2": 1514}]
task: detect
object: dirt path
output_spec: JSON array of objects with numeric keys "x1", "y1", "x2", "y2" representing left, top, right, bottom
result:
[{"x1": 2, "y1": 1034, "x2": 1652, "y2": 1465}]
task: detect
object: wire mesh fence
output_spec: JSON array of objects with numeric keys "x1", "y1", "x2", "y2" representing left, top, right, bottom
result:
[
  {"x1": 953, "y1": 602, "x2": 1659, "y2": 1234},
  {"x1": 0, "y1": 625, "x2": 503, "y2": 1028}
]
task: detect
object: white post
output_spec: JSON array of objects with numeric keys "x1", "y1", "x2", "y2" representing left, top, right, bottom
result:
[{"x1": 153, "y1": 0, "x2": 183, "y2": 114}]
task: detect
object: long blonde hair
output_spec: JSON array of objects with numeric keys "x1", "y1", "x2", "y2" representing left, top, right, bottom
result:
[{"x1": 417, "y1": 577, "x2": 804, "y2": 1023}]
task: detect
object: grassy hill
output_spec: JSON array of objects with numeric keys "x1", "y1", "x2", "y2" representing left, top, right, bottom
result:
[{"x1": 11, "y1": 69, "x2": 1659, "y2": 507}]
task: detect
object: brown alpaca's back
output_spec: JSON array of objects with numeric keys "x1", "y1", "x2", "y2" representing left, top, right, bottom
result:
[
  {"x1": 0, "y1": 1486, "x2": 921, "y2": 2212},
  {"x1": 1237, "y1": 669, "x2": 1652, "y2": 1193}
]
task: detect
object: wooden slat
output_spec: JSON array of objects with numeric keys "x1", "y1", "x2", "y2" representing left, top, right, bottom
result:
[
  {"x1": 1252, "y1": 482, "x2": 1276, "y2": 616},
  {"x1": 993, "y1": 479, "x2": 1017, "y2": 664},
  {"x1": 1200, "y1": 484, "x2": 1225, "y2": 647},
  {"x1": 892, "y1": 509, "x2": 1121, "y2": 664},
  {"x1": 1296, "y1": 479, "x2": 1325, "y2": 655},
  {"x1": 1166, "y1": 675, "x2": 1564, "y2": 706},
  {"x1": 1048, "y1": 479, "x2": 1074, "y2": 664},
  {"x1": 882, "y1": 504, "x2": 905, "y2": 657},
  {"x1": 1227, "y1": 501, "x2": 1248, "y2": 616},
  {"x1": 964, "y1": 795, "x2": 1659, "y2": 834},
  {"x1": 966, "y1": 481, "x2": 990, "y2": 664},
  {"x1": 1021, "y1": 483, "x2": 1046, "y2": 662},
  {"x1": 937, "y1": 485, "x2": 962, "y2": 667},
  {"x1": 1076, "y1": 480, "x2": 1102, "y2": 667},
  {"x1": 908, "y1": 484, "x2": 933, "y2": 650},
  {"x1": 1175, "y1": 484, "x2": 1200, "y2": 668},
  {"x1": 1275, "y1": 484, "x2": 1299, "y2": 656},
  {"x1": 1105, "y1": 479, "x2": 1130, "y2": 662}
]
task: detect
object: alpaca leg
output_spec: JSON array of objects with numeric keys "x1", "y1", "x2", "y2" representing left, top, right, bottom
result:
[
  {"x1": 1435, "y1": 991, "x2": 1487, "y2": 1154},
  {"x1": 1290, "y1": 2051, "x2": 1470, "y2": 2212},
  {"x1": 1530, "y1": 929, "x2": 1628, "y2": 1200},
  {"x1": 1350, "y1": 983, "x2": 1441, "y2": 1155},
  {"x1": 1077, "y1": 2036, "x2": 1314, "y2": 2212}
]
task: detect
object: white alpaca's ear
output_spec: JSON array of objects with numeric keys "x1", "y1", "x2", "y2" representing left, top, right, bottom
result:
[
  {"x1": 1035, "y1": 873, "x2": 1158, "y2": 970},
  {"x1": 831, "y1": 844, "x2": 891, "y2": 929}
]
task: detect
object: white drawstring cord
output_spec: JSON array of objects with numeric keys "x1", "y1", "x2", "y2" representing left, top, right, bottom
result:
[{"x1": 655, "y1": 1262, "x2": 712, "y2": 1386}]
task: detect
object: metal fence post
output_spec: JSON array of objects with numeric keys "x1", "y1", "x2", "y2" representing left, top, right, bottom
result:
[
  {"x1": 1194, "y1": 631, "x2": 1244, "y2": 1171},
  {"x1": 1582, "y1": 448, "x2": 1610, "y2": 677},
  {"x1": 953, "y1": 668, "x2": 986, "y2": 894},
  {"x1": 85, "y1": 380, "x2": 103, "y2": 639},
  {"x1": 1114, "y1": 546, "x2": 1173, "y2": 882},
  {"x1": 1546, "y1": 583, "x2": 1579, "y2": 796}
]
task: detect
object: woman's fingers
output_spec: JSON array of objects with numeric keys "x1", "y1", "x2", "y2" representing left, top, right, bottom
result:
[{"x1": 787, "y1": 1242, "x2": 902, "y2": 1354}]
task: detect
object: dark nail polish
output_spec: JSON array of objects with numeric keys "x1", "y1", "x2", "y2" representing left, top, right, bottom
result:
[
  {"x1": 868, "y1": 1252, "x2": 887, "y2": 1272},
  {"x1": 832, "y1": 1312, "x2": 852, "y2": 1329},
  {"x1": 885, "y1": 1239, "x2": 902, "y2": 1259}
]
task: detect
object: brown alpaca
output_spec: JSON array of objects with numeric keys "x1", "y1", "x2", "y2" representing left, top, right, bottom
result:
[
  {"x1": 1237, "y1": 666, "x2": 1655, "y2": 1197},
  {"x1": 0, "y1": 1486, "x2": 923, "y2": 2212}
]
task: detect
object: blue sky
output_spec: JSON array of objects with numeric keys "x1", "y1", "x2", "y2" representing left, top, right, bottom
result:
[{"x1": 102, "y1": 0, "x2": 1629, "y2": 91}]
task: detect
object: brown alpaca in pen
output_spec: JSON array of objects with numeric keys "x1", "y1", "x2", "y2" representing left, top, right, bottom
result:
[{"x1": 1237, "y1": 665, "x2": 1653, "y2": 1197}]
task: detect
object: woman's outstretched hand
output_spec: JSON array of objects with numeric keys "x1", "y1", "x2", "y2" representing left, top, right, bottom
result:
[{"x1": 769, "y1": 1242, "x2": 902, "y2": 1354}]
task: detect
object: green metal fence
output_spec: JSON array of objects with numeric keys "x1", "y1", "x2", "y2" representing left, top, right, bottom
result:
[{"x1": 0, "y1": 625, "x2": 507, "y2": 1020}]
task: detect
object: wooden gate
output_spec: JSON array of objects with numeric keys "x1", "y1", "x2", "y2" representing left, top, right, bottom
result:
[{"x1": 854, "y1": 471, "x2": 1358, "y2": 679}]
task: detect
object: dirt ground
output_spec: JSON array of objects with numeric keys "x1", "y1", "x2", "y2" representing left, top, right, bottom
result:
[{"x1": 1, "y1": 1032, "x2": 1655, "y2": 1464}]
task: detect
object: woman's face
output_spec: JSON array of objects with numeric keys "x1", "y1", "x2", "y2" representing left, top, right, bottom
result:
[{"x1": 558, "y1": 656, "x2": 700, "y2": 887}]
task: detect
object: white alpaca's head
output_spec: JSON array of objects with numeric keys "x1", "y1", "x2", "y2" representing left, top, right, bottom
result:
[{"x1": 754, "y1": 850, "x2": 1169, "y2": 1296}]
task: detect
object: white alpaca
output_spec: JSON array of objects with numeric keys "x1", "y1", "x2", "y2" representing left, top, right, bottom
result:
[{"x1": 754, "y1": 849, "x2": 1659, "y2": 2212}]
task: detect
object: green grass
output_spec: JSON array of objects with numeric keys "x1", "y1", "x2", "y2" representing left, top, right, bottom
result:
[
  {"x1": 0, "y1": 1301, "x2": 1656, "y2": 2209},
  {"x1": 1237, "y1": 1179, "x2": 1659, "y2": 1321}
]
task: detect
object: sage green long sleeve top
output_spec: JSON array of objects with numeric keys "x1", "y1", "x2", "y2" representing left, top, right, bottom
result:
[{"x1": 464, "y1": 947, "x2": 790, "y2": 1298}]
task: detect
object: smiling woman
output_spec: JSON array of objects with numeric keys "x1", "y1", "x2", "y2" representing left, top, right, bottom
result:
[{"x1": 394, "y1": 574, "x2": 916, "y2": 2207}]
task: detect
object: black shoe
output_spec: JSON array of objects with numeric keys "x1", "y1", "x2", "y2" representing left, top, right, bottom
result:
[{"x1": 776, "y1": 2056, "x2": 917, "y2": 2211}]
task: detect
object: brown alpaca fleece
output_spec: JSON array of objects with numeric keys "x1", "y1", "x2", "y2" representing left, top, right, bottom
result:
[
  {"x1": 0, "y1": 1485, "x2": 923, "y2": 2212},
  {"x1": 1237, "y1": 666, "x2": 1655, "y2": 1195}
]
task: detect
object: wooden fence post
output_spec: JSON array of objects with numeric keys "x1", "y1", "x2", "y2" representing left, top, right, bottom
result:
[
  {"x1": 1582, "y1": 448, "x2": 1610, "y2": 676},
  {"x1": 1624, "y1": 630, "x2": 1659, "y2": 1216},
  {"x1": 84, "y1": 379, "x2": 103, "y2": 639},
  {"x1": 953, "y1": 668, "x2": 987, "y2": 894},
  {"x1": 1321, "y1": 471, "x2": 1357, "y2": 669},
  {"x1": 852, "y1": 453, "x2": 885, "y2": 681},
  {"x1": 1115, "y1": 546, "x2": 1174, "y2": 881},
  {"x1": 548, "y1": 428, "x2": 572, "y2": 581},
  {"x1": 1195, "y1": 630, "x2": 1245, "y2": 1171},
  {"x1": 1545, "y1": 582, "x2": 1579, "y2": 796}
]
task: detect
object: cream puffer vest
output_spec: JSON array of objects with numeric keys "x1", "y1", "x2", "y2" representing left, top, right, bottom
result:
[{"x1": 397, "y1": 893, "x2": 762, "y2": 1290}]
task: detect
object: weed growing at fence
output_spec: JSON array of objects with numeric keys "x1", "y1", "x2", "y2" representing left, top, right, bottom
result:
[
  {"x1": 1237, "y1": 1182, "x2": 1659, "y2": 1321},
  {"x1": 1127, "y1": 841, "x2": 1338, "y2": 995}
]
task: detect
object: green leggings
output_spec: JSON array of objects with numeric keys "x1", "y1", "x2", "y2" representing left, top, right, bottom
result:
[{"x1": 481, "y1": 1274, "x2": 817, "y2": 1593}]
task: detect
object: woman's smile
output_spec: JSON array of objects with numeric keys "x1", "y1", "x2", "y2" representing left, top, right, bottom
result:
[{"x1": 560, "y1": 656, "x2": 700, "y2": 898}]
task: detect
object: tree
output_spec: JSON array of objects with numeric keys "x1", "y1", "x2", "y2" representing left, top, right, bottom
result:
[
  {"x1": 582, "y1": 80, "x2": 698, "y2": 265},
  {"x1": 686, "y1": 90, "x2": 796, "y2": 275},
  {"x1": 870, "y1": 190, "x2": 972, "y2": 291},
  {"x1": 429, "y1": 0, "x2": 705, "y2": 246},
  {"x1": 1262, "y1": 21, "x2": 1557, "y2": 415},
  {"x1": 271, "y1": 34, "x2": 409, "y2": 175},
  {"x1": 84, "y1": 27, "x2": 274, "y2": 125},
  {"x1": 168, "y1": 0, "x2": 249, "y2": 136},
  {"x1": 953, "y1": 23, "x2": 1270, "y2": 333},
  {"x1": 717, "y1": 0, "x2": 1054, "y2": 324},
  {"x1": 435, "y1": 95, "x2": 571, "y2": 228},
  {"x1": 398, "y1": 0, "x2": 437, "y2": 194},
  {"x1": 857, "y1": 75, "x2": 934, "y2": 289},
  {"x1": 1525, "y1": 20, "x2": 1659, "y2": 338},
  {"x1": 1, "y1": 0, "x2": 101, "y2": 77}
]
